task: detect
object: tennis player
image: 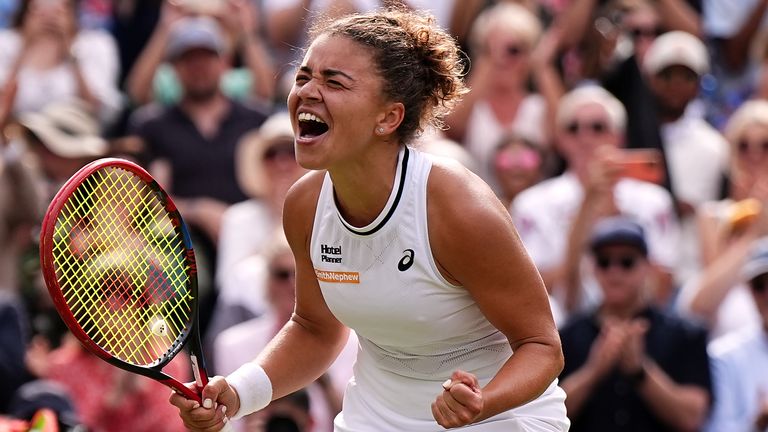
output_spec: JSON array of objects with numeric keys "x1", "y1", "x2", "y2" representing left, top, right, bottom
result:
[{"x1": 171, "y1": 8, "x2": 569, "y2": 431}]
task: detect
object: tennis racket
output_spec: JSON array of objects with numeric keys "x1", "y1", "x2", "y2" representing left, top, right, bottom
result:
[{"x1": 40, "y1": 158, "x2": 234, "y2": 430}]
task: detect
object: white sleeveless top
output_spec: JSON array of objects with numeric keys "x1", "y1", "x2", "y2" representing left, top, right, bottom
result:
[{"x1": 310, "y1": 147, "x2": 569, "y2": 431}]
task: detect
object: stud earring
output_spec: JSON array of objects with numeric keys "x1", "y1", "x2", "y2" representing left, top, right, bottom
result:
[{"x1": 377, "y1": 127, "x2": 385, "y2": 134}]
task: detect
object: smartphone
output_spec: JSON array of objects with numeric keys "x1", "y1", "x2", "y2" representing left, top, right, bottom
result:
[{"x1": 617, "y1": 149, "x2": 665, "y2": 184}]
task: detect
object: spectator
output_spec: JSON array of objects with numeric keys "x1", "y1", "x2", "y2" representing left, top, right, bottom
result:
[
  {"x1": 643, "y1": 31, "x2": 727, "y2": 214},
  {"x1": 552, "y1": 0, "x2": 702, "y2": 210},
  {"x1": 443, "y1": 2, "x2": 548, "y2": 192},
  {"x1": 642, "y1": 30, "x2": 729, "y2": 282},
  {"x1": 511, "y1": 85, "x2": 680, "y2": 315},
  {"x1": 214, "y1": 230, "x2": 356, "y2": 432},
  {"x1": 559, "y1": 216, "x2": 711, "y2": 432},
  {"x1": 18, "y1": 99, "x2": 108, "y2": 199},
  {"x1": 0, "y1": 0, "x2": 122, "y2": 125},
  {"x1": 491, "y1": 132, "x2": 549, "y2": 209},
  {"x1": 705, "y1": 236, "x2": 768, "y2": 431},
  {"x1": 676, "y1": 100, "x2": 768, "y2": 338},
  {"x1": 7, "y1": 380, "x2": 82, "y2": 431},
  {"x1": 43, "y1": 333, "x2": 189, "y2": 432},
  {"x1": 129, "y1": 15, "x2": 268, "y2": 246},
  {"x1": 125, "y1": 0, "x2": 275, "y2": 108}
]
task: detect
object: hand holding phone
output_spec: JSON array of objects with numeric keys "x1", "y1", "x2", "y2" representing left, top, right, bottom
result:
[{"x1": 617, "y1": 149, "x2": 665, "y2": 184}]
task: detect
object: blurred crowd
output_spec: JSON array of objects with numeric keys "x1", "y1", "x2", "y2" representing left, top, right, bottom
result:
[{"x1": 2, "y1": 0, "x2": 768, "y2": 431}]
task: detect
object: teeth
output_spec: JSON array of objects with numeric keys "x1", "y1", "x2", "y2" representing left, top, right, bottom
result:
[{"x1": 298, "y1": 112, "x2": 326, "y2": 124}]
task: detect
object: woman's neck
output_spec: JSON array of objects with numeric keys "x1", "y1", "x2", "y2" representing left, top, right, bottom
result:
[{"x1": 329, "y1": 145, "x2": 401, "y2": 228}]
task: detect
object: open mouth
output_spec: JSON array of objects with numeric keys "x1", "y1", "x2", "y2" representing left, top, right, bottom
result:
[{"x1": 297, "y1": 112, "x2": 329, "y2": 139}]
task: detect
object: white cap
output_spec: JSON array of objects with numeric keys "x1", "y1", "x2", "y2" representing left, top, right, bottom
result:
[{"x1": 643, "y1": 31, "x2": 709, "y2": 76}]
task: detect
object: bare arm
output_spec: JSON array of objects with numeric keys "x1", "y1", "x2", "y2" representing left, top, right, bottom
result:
[
  {"x1": 555, "y1": 0, "x2": 599, "y2": 51},
  {"x1": 265, "y1": 0, "x2": 312, "y2": 52},
  {"x1": 561, "y1": 148, "x2": 622, "y2": 312},
  {"x1": 442, "y1": 56, "x2": 492, "y2": 143},
  {"x1": 655, "y1": 0, "x2": 702, "y2": 37},
  {"x1": 429, "y1": 161, "x2": 563, "y2": 426},
  {"x1": 169, "y1": 172, "x2": 350, "y2": 429},
  {"x1": 219, "y1": 0, "x2": 275, "y2": 103},
  {"x1": 718, "y1": 0, "x2": 768, "y2": 72},
  {"x1": 529, "y1": 24, "x2": 565, "y2": 148},
  {"x1": 69, "y1": 56, "x2": 98, "y2": 111},
  {"x1": 447, "y1": 0, "x2": 486, "y2": 48},
  {"x1": 255, "y1": 172, "x2": 349, "y2": 400},
  {"x1": 685, "y1": 232, "x2": 756, "y2": 324},
  {"x1": 125, "y1": 2, "x2": 185, "y2": 105}
]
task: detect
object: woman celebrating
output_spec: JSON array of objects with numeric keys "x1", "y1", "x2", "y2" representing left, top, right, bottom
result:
[{"x1": 171, "y1": 8, "x2": 568, "y2": 431}]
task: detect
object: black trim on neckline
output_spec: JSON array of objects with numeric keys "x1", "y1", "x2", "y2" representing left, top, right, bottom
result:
[{"x1": 339, "y1": 148, "x2": 409, "y2": 236}]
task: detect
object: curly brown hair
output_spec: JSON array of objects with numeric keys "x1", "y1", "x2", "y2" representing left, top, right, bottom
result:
[{"x1": 309, "y1": 9, "x2": 469, "y2": 144}]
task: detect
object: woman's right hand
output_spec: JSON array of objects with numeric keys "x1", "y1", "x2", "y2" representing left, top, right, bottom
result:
[{"x1": 169, "y1": 376, "x2": 240, "y2": 432}]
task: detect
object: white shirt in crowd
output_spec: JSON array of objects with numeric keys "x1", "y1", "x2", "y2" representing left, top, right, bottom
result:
[
  {"x1": 705, "y1": 326, "x2": 768, "y2": 432},
  {"x1": 511, "y1": 172, "x2": 680, "y2": 312}
]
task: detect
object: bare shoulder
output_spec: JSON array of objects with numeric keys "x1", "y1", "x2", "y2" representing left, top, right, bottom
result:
[
  {"x1": 283, "y1": 170, "x2": 326, "y2": 250},
  {"x1": 427, "y1": 157, "x2": 511, "y2": 228},
  {"x1": 426, "y1": 157, "x2": 526, "y2": 284}
]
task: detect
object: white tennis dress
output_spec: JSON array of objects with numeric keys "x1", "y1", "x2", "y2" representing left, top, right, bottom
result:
[{"x1": 310, "y1": 147, "x2": 569, "y2": 431}]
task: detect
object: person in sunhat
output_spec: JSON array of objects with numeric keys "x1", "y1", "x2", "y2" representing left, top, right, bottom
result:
[{"x1": 18, "y1": 98, "x2": 108, "y2": 198}]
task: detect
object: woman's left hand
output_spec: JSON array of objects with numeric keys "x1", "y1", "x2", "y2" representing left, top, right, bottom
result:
[{"x1": 431, "y1": 370, "x2": 483, "y2": 429}]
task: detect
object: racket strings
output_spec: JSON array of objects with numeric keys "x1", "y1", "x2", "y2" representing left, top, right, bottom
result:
[{"x1": 51, "y1": 167, "x2": 194, "y2": 366}]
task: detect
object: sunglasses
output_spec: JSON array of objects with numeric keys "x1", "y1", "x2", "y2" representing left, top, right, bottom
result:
[
  {"x1": 657, "y1": 67, "x2": 698, "y2": 83},
  {"x1": 487, "y1": 42, "x2": 527, "y2": 60},
  {"x1": 263, "y1": 143, "x2": 296, "y2": 161},
  {"x1": 269, "y1": 267, "x2": 295, "y2": 281},
  {"x1": 565, "y1": 120, "x2": 609, "y2": 136},
  {"x1": 595, "y1": 254, "x2": 640, "y2": 271},
  {"x1": 750, "y1": 274, "x2": 768, "y2": 293},
  {"x1": 504, "y1": 45, "x2": 526, "y2": 57},
  {"x1": 737, "y1": 140, "x2": 768, "y2": 157},
  {"x1": 628, "y1": 26, "x2": 661, "y2": 40}
]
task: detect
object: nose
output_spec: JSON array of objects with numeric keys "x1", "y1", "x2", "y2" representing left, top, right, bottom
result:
[{"x1": 294, "y1": 78, "x2": 322, "y2": 102}]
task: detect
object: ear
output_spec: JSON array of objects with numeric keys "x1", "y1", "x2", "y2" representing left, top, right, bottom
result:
[{"x1": 375, "y1": 102, "x2": 405, "y2": 136}]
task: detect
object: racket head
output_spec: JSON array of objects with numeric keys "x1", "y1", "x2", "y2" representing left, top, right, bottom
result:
[{"x1": 40, "y1": 158, "x2": 205, "y2": 399}]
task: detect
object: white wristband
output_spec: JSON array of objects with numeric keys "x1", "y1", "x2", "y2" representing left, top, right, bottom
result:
[{"x1": 226, "y1": 363, "x2": 273, "y2": 419}]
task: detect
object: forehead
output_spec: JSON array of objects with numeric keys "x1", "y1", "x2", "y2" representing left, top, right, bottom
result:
[
  {"x1": 301, "y1": 35, "x2": 379, "y2": 78},
  {"x1": 593, "y1": 244, "x2": 644, "y2": 256},
  {"x1": 568, "y1": 102, "x2": 609, "y2": 120},
  {"x1": 740, "y1": 123, "x2": 768, "y2": 140}
]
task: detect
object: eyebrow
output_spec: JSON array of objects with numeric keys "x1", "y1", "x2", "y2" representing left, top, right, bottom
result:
[{"x1": 298, "y1": 66, "x2": 356, "y2": 82}]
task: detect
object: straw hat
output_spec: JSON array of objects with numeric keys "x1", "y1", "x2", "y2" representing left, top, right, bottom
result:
[
  {"x1": 19, "y1": 100, "x2": 107, "y2": 158},
  {"x1": 236, "y1": 111, "x2": 295, "y2": 199}
]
